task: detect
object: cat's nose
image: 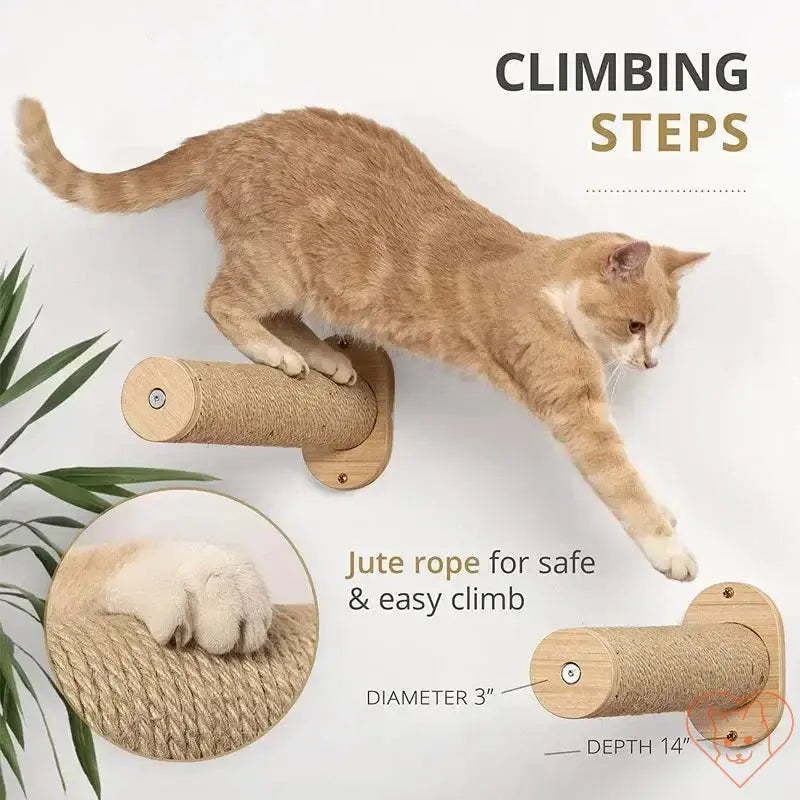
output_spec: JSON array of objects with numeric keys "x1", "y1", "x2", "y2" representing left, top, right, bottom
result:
[{"x1": 645, "y1": 345, "x2": 661, "y2": 369}]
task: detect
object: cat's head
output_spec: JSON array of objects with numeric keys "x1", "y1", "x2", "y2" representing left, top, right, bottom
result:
[{"x1": 568, "y1": 238, "x2": 708, "y2": 369}]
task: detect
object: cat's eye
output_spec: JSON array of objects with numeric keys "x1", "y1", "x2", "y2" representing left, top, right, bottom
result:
[{"x1": 628, "y1": 320, "x2": 645, "y2": 334}]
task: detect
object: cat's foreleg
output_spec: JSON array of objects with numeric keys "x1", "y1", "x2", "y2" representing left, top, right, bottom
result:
[
  {"x1": 543, "y1": 400, "x2": 697, "y2": 581},
  {"x1": 205, "y1": 274, "x2": 309, "y2": 378},
  {"x1": 265, "y1": 314, "x2": 357, "y2": 386}
]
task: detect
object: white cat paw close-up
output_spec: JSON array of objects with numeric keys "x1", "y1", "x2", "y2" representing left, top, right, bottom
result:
[
  {"x1": 103, "y1": 541, "x2": 274, "y2": 654},
  {"x1": 636, "y1": 533, "x2": 698, "y2": 582}
]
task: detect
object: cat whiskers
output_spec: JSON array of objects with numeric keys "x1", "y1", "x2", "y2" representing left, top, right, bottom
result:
[{"x1": 606, "y1": 360, "x2": 626, "y2": 405}]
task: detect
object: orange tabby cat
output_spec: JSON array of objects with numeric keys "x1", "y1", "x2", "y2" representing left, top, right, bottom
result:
[{"x1": 17, "y1": 98, "x2": 707, "y2": 581}]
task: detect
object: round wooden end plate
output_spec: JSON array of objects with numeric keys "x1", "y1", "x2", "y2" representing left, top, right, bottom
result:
[
  {"x1": 530, "y1": 628, "x2": 616, "y2": 719},
  {"x1": 121, "y1": 357, "x2": 198, "y2": 442}
]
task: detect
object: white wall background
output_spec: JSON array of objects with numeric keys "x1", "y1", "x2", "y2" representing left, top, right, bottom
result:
[
  {"x1": 0, "y1": 0, "x2": 797, "y2": 798},
  {"x1": 63, "y1": 489, "x2": 313, "y2": 604}
]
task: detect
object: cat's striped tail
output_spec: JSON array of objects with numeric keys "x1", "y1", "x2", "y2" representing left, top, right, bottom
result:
[{"x1": 16, "y1": 97, "x2": 209, "y2": 213}]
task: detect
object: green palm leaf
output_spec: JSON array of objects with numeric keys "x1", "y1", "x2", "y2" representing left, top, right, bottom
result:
[
  {"x1": 0, "y1": 720, "x2": 23, "y2": 796},
  {"x1": 0, "y1": 628, "x2": 24, "y2": 794},
  {"x1": 12, "y1": 659, "x2": 65, "y2": 793},
  {"x1": 26, "y1": 516, "x2": 84, "y2": 529},
  {"x1": 0, "y1": 253, "x2": 25, "y2": 333},
  {"x1": 42, "y1": 466, "x2": 217, "y2": 485},
  {"x1": 0, "y1": 521, "x2": 63, "y2": 556},
  {"x1": 67, "y1": 711, "x2": 100, "y2": 798},
  {"x1": 91, "y1": 485, "x2": 135, "y2": 498},
  {"x1": 11, "y1": 474, "x2": 110, "y2": 515},
  {"x1": 0, "y1": 271, "x2": 32, "y2": 361},
  {"x1": 0, "y1": 544, "x2": 58, "y2": 575},
  {"x1": 0, "y1": 481, "x2": 24, "y2": 504},
  {"x1": 0, "y1": 331, "x2": 106, "y2": 411},
  {"x1": 0, "y1": 308, "x2": 41, "y2": 392},
  {"x1": 0, "y1": 600, "x2": 39, "y2": 624},
  {"x1": 0, "y1": 588, "x2": 44, "y2": 622},
  {"x1": 0, "y1": 633, "x2": 23, "y2": 750},
  {"x1": 0, "y1": 341, "x2": 119, "y2": 454},
  {"x1": 2, "y1": 681, "x2": 23, "y2": 748},
  {"x1": 0, "y1": 630, "x2": 20, "y2": 729}
]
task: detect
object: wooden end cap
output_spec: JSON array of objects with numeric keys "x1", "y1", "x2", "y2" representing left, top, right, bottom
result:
[
  {"x1": 121, "y1": 357, "x2": 198, "y2": 442},
  {"x1": 530, "y1": 628, "x2": 616, "y2": 719}
]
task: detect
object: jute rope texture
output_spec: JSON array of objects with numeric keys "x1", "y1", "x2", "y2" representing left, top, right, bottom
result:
[
  {"x1": 47, "y1": 604, "x2": 317, "y2": 760},
  {"x1": 590, "y1": 623, "x2": 769, "y2": 716},
  {"x1": 178, "y1": 360, "x2": 376, "y2": 449}
]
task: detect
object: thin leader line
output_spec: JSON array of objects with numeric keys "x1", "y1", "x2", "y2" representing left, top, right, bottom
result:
[{"x1": 501, "y1": 679, "x2": 548, "y2": 695}]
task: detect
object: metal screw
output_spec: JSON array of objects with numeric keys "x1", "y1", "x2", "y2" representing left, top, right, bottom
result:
[
  {"x1": 337, "y1": 473, "x2": 348, "y2": 484},
  {"x1": 148, "y1": 388, "x2": 166, "y2": 409},
  {"x1": 561, "y1": 662, "x2": 581, "y2": 685},
  {"x1": 723, "y1": 586, "x2": 735, "y2": 599},
  {"x1": 726, "y1": 730, "x2": 738, "y2": 742}
]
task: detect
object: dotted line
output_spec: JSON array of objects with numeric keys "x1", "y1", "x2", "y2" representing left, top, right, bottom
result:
[{"x1": 585, "y1": 188, "x2": 747, "y2": 193}]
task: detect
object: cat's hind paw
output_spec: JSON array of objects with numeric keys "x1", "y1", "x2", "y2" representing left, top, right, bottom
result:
[
  {"x1": 104, "y1": 542, "x2": 273, "y2": 654},
  {"x1": 306, "y1": 347, "x2": 358, "y2": 386},
  {"x1": 636, "y1": 533, "x2": 697, "y2": 582},
  {"x1": 244, "y1": 341, "x2": 309, "y2": 379},
  {"x1": 260, "y1": 344, "x2": 309, "y2": 379}
]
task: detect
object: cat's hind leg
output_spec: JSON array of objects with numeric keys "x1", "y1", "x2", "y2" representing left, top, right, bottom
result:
[
  {"x1": 205, "y1": 271, "x2": 309, "y2": 378},
  {"x1": 266, "y1": 313, "x2": 357, "y2": 386}
]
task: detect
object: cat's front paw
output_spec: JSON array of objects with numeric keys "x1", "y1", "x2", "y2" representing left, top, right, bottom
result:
[
  {"x1": 636, "y1": 533, "x2": 697, "y2": 582},
  {"x1": 105, "y1": 542, "x2": 273, "y2": 654}
]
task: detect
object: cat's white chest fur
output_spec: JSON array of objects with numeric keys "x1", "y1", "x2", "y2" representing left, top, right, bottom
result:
[{"x1": 542, "y1": 280, "x2": 600, "y2": 352}]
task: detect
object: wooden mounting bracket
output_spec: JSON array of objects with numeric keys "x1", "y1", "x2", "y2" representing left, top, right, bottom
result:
[{"x1": 302, "y1": 337, "x2": 394, "y2": 490}]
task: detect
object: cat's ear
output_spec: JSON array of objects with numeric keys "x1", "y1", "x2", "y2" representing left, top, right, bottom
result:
[
  {"x1": 604, "y1": 240, "x2": 651, "y2": 281},
  {"x1": 662, "y1": 248, "x2": 710, "y2": 281}
]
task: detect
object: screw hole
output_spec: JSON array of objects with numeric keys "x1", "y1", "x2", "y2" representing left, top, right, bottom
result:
[
  {"x1": 148, "y1": 388, "x2": 166, "y2": 409},
  {"x1": 723, "y1": 586, "x2": 735, "y2": 599},
  {"x1": 560, "y1": 663, "x2": 581, "y2": 685},
  {"x1": 337, "y1": 473, "x2": 348, "y2": 484}
]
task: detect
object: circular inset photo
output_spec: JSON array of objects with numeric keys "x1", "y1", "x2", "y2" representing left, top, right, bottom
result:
[{"x1": 44, "y1": 489, "x2": 317, "y2": 761}]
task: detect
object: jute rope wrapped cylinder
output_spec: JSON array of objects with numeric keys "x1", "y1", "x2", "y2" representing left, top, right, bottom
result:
[
  {"x1": 121, "y1": 342, "x2": 395, "y2": 490},
  {"x1": 532, "y1": 624, "x2": 768, "y2": 718},
  {"x1": 531, "y1": 583, "x2": 785, "y2": 747},
  {"x1": 122, "y1": 357, "x2": 376, "y2": 449},
  {"x1": 46, "y1": 605, "x2": 317, "y2": 760}
]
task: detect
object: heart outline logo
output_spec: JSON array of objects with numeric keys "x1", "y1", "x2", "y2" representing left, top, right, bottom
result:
[{"x1": 685, "y1": 691, "x2": 794, "y2": 788}]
